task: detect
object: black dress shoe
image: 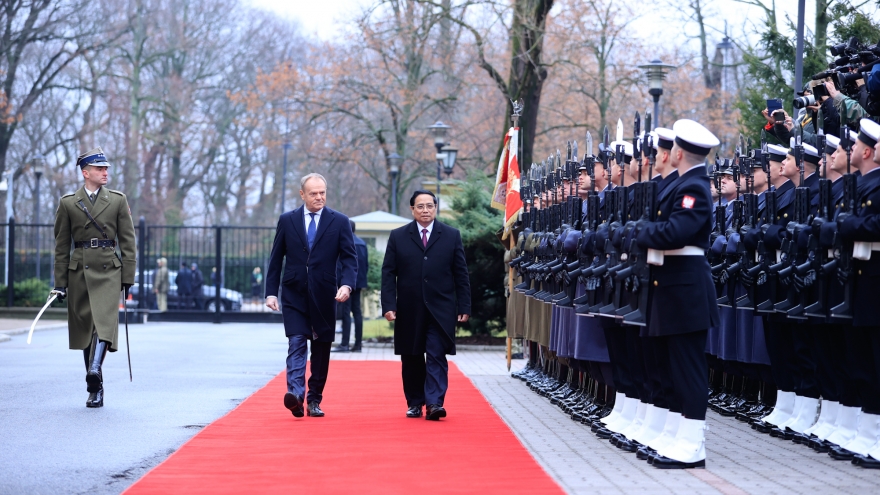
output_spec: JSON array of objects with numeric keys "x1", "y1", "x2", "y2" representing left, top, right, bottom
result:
[
  {"x1": 792, "y1": 432, "x2": 815, "y2": 444},
  {"x1": 307, "y1": 402, "x2": 325, "y2": 417},
  {"x1": 331, "y1": 345, "x2": 350, "y2": 353},
  {"x1": 284, "y1": 392, "x2": 304, "y2": 418},
  {"x1": 350, "y1": 346, "x2": 362, "y2": 353},
  {"x1": 829, "y1": 446, "x2": 857, "y2": 460},
  {"x1": 652, "y1": 455, "x2": 706, "y2": 469},
  {"x1": 595, "y1": 427, "x2": 613, "y2": 439},
  {"x1": 86, "y1": 388, "x2": 104, "y2": 408},
  {"x1": 856, "y1": 454, "x2": 880, "y2": 468},
  {"x1": 426, "y1": 404, "x2": 447, "y2": 421},
  {"x1": 636, "y1": 446, "x2": 656, "y2": 461},
  {"x1": 618, "y1": 439, "x2": 641, "y2": 453},
  {"x1": 406, "y1": 405, "x2": 423, "y2": 418},
  {"x1": 808, "y1": 438, "x2": 833, "y2": 452}
]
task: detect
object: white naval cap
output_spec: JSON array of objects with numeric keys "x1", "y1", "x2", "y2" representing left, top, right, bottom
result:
[
  {"x1": 654, "y1": 127, "x2": 675, "y2": 150},
  {"x1": 609, "y1": 140, "x2": 634, "y2": 158},
  {"x1": 858, "y1": 118, "x2": 880, "y2": 148},
  {"x1": 766, "y1": 143, "x2": 789, "y2": 163},
  {"x1": 824, "y1": 134, "x2": 840, "y2": 155},
  {"x1": 672, "y1": 119, "x2": 720, "y2": 156},
  {"x1": 788, "y1": 138, "x2": 820, "y2": 165}
]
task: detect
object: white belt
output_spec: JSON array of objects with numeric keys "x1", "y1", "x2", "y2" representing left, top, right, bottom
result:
[
  {"x1": 853, "y1": 241, "x2": 880, "y2": 260},
  {"x1": 647, "y1": 246, "x2": 704, "y2": 266}
]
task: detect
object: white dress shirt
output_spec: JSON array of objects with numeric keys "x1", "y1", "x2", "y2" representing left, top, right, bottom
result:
[{"x1": 84, "y1": 185, "x2": 101, "y2": 200}]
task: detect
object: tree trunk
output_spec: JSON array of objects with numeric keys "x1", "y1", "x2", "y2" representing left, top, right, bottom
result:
[
  {"x1": 500, "y1": 0, "x2": 554, "y2": 168},
  {"x1": 814, "y1": 0, "x2": 830, "y2": 63}
]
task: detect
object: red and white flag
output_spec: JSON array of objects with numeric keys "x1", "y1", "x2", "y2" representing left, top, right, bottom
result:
[{"x1": 491, "y1": 127, "x2": 523, "y2": 231}]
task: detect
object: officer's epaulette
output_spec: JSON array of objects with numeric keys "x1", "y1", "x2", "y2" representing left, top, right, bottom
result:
[
  {"x1": 61, "y1": 192, "x2": 75, "y2": 199},
  {"x1": 107, "y1": 189, "x2": 125, "y2": 196}
]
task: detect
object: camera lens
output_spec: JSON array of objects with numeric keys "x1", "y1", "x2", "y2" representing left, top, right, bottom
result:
[{"x1": 792, "y1": 95, "x2": 816, "y2": 109}]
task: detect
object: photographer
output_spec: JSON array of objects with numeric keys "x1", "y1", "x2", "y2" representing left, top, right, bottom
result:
[
  {"x1": 825, "y1": 79, "x2": 868, "y2": 129},
  {"x1": 764, "y1": 84, "x2": 840, "y2": 145}
]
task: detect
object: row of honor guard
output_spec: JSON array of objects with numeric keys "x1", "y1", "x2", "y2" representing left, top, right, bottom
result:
[{"x1": 506, "y1": 112, "x2": 880, "y2": 470}]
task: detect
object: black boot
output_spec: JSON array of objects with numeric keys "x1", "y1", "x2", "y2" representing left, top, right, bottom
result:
[
  {"x1": 86, "y1": 334, "x2": 108, "y2": 408},
  {"x1": 86, "y1": 388, "x2": 104, "y2": 408}
]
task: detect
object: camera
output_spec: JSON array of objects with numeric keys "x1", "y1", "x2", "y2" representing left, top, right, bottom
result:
[{"x1": 793, "y1": 95, "x2": 816, "y2": 109}]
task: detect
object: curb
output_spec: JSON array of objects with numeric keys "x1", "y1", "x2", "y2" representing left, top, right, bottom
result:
[{"x1": 0, "y1": 323, "x2": 68, "y2": 342}]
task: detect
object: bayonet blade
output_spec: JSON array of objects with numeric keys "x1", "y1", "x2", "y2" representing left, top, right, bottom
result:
[
  {"x1": 572, "y1": 140, "x2": 578, "y2": 161},
  {"x1": 616, "y1": 118, "x2": 624, "y2": 143},
  {"x1": 585, "y1": 131, "x2": 593, "y2": 157}
]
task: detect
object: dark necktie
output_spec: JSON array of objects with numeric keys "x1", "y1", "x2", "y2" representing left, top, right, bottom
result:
[
  {"x1": 89, "y1": 193, "x2": 96, "y2": 204},
  {"x1": 307, "y1": 213, "x2": 317, "y2": 250},
  {"x1": 421, "y1": 228, "x2": 428, "y2": 248}
]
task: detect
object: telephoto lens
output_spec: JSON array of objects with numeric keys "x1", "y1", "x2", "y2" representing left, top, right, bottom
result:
[{"x1": 792, "y1": 95, "x2": 816, "y2": 109}]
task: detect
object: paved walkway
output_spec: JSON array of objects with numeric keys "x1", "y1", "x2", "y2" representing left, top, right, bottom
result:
[
  {"x1": 3, "y1": 323, "x2": 879, "y2": 493},
  {"x1": 335, "y1": 347, "x2": 880, "y2": 494}
]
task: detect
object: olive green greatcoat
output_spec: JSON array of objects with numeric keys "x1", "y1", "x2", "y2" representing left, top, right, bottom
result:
[{"x1": 54, "y1": 186, "x2": 136, "y2": 351}]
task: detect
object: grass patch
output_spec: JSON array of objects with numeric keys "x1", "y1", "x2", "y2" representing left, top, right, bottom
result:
[
  {"x1": 363, "y1": 318, "x2": 393, "y2": 339},
  {"x1": 362, "y1": 318, "x2": 508, "y2": 339}
]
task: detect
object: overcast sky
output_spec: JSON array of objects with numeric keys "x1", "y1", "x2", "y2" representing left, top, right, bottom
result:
[{"x1": 246, "y1": 0, "x2": 815, "y2": 46}]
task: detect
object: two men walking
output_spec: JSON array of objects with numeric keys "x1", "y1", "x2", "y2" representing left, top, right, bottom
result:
[{"x1": 265, "y1": 179, "x2": 471, "y2": 420}]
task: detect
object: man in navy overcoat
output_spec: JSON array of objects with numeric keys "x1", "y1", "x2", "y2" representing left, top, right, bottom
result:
[
  {"x1": 382, "y1": 190, "x2": 471, "y2": 421},
  {"x1": 266, "y1": 173, "x2": 357, "y2": 418}
]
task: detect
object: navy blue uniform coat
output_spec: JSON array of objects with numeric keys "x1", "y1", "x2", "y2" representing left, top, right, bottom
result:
[
  {"x1": 839, "y1": 168, "x2": 880, "y2": 326},
  {"x1": 266, "y1": 206, "x2": 358, "y2": 341},
  {"x1": 381, "y1": 220, "x2": 471, "y2": 355},
  {"x1": 636, "y1": 165, "x2": 720, "y2": 336}
]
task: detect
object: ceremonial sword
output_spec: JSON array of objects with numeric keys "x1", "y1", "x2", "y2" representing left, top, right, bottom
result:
[{"x1": 27, "y1": 289, "x2": 64, "y2": 344}]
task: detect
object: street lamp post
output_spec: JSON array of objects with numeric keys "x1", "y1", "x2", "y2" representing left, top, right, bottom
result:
[
  {"x1": 388, "y1": 152, "x2": 402, "y2": 214},
  {"x1": 281, "y1": 142, "x2": 292, "y2": 214},
  {"x1": 638, "y1": 59, "x2": 676, "y2": 129},
  {"x1": 427, "y1": 121, "x2": 453, "y2": 212},
  {"x1": 0, "y1": 170, "x2": 12, "y2": 286},
  {"x1": 31, "y1": 156, "x2": 44, "y2": 281}
]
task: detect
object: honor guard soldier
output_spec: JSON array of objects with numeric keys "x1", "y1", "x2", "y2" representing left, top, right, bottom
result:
[
  {"x1": 53, "y1": 147, "x2": 137, "y2": 408},
  {"x1": 634, "y1": 119, "x2": 720, "y2": 469}
]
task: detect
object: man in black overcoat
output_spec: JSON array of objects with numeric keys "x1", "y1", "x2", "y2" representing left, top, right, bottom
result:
[
  {"x1": 382, "y1": 190, "x2": 471, "y2": 420},
  {"x1": 266, "y1": 173, "x2": 357, "y2": 418}
]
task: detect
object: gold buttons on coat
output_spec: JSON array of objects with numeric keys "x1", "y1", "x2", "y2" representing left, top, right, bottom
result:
[{"x1": 653, "y1": 281, "x2": 658, "y2": 287}]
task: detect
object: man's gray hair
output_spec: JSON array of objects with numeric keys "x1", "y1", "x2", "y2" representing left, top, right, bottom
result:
[{"x1": 300, "y1": 173, "x2": 327, "y2": 190}]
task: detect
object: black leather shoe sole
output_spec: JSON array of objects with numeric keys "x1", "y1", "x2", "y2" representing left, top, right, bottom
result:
[
  {"x1": 829, "y1": 448, "x2": 856, "y2": 461},
  {"x1": 856, "y1": 455, "x2": 880, "y2": 468},
  {"x1": 331, "y1": 346, "x2": 350, "y2": 353},
  {"x1": 284, "y1": 392, "x2": 304, "y2": 418},
  {"x1": 406, "y1": 407, "x2": 422, "y2": 418},
  {"x1": 637, "y1": 447, "x2": 656, "y2": 461},
  {"x1": 426, "y1": 407, "x2": 447, "y2": 421},
  {"x1": 652, "y1": 456, "x2": 706, "y2": 469},
  {"x1": 307, "y1": 406, "x2": 325, "y2": 417}
]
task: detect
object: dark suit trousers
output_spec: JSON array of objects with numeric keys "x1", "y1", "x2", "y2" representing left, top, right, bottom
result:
[
  {"x1": 286, "y1": 335, "x2": 332, "y2": 404},
  {"x1": 340, "y1": 289, "x2": 363, "y2": 348},
  {"x1": 401, "y1": 317, "x2": 448, "y2": 407},
  {"x1": 665, "y1": 330, "x2": 709, "y2": 420}
]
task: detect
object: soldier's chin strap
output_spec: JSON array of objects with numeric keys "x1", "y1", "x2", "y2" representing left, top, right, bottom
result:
[{"x1": 76, "y1": 200, "x2": 109, "y2": 240}]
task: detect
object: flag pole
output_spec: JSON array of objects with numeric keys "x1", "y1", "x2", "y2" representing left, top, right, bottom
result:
[{"x1": 507, "y1": 100, "x2": 523, "y2": 371}]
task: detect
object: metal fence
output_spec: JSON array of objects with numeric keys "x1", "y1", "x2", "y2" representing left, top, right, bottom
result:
[{"x1": 0, "y1": 219, "x2": 281, "y2": 321}]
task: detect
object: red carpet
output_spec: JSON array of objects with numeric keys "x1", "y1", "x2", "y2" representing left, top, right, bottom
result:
[{"x1": 124, "y1": 361, "x2": 562, "y2": 494}]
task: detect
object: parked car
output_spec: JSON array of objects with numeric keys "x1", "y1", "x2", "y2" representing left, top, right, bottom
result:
[{"x1": 127, "y1": 269, "x2": 243, "y2": 311}]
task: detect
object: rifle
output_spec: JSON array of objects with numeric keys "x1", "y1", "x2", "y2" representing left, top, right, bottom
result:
[
  {"x1": 755, "y1": 134, "x2": 781, "y2": 313},
  {"x1": 734, "y1": 136, "x2": 760, "y2": 310},
  {"x1": 620, "y1": 112, "x2": 656, "y2": 326},
  {"x1": 775, "y1": 131, "x2": 811, "y2": 318},
  {"x1": 830, "y1": 125, "x2": 856, "y2": 319}
]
